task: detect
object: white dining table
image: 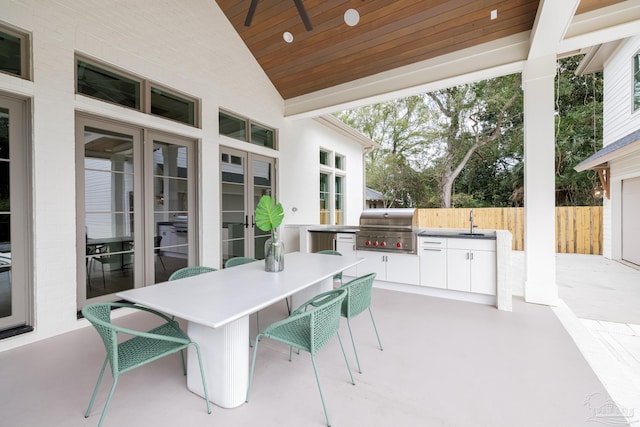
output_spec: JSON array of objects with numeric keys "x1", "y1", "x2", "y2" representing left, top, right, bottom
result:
[{"x1": 116, "y1": 251, "x2": 363, "y2": 408}]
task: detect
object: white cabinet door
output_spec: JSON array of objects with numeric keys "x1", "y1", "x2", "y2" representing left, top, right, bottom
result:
[
  {"x1": 470, "y1": 250, "x2": 496, "y2": 295},
  {"x1": 386, "y1": 253, "x2": 419, "y2": 285},
  {"x1": 356, "y1": 250, "x2": 386, "y2": 278},
  {"x1": 447, "y1": 249, "x2": 471, "y2": 292},
  {"x1": 420, "y1": 247, "x2": 447, "y2": 288},
  {"x1": 335, "y1": 233, "x2": 357, "y2": 276}
]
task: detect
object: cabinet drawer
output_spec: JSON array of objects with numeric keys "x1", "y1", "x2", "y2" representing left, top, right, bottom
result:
[
  {"x1": 447, "y1": 238, "x2": 495, "y2": 251},
  {"x1": 336, "y1": 233, "x2": 356, "y2": 243},
  {"x1": 419, "y1": 237, "x2": 447, "y2": 248}
]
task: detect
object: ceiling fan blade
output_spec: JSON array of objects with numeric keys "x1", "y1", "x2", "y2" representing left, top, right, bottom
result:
[
  {"x1": 245, "y1": 0, "x2": 259, "y2": 27},
  {"x1": 293, "y1": 0, "x2": 313, "y2": 31}
]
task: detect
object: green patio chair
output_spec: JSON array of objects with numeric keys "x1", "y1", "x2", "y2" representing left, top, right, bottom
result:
[
  {"x1": 224, "y1": 256, "x2": 258, "y2": 268},
  {"x1": 82, "y1": 302, "x2": 211, "y2": 427},
  {"x1": 168, "y1": 265, "x2": 217, "y2": 281},
  {"x1": 246, "y1": 288, "x2": 354, "y2": 427},
  {"x1": 315, "y1": 249, "x2": 343, "y2": 285},
  {"x1": 339, "y1": 273, "x2": 383, "y2": 374}
]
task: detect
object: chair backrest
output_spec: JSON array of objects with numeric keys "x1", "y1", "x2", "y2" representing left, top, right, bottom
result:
[
  {"x1": 306, "y1": 289, "x2": 347, "y2": 355},
  {"x1": 154, "y1": 235, "x2": 162, "y2": 254},
  {"x1": 82, "y1": 303, "x2": 119, "y2": 372},
  {"x1": 340, "y1": 273, "x2": 376, "y2": 319},
  {"x1": 168, "y1": 266, "x2": 217, "y2": 281},
  {"x1": 225, "y1": 257, "x2": 258, "y2": 268},
  {"x1": 315, "y1": 250, "x2": 342, "y2": 256}
]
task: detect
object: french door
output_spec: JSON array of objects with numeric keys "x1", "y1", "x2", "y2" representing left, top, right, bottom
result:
[
  {"x1": 77, "y1": 115, "x2": 197, "y2": 308},
  {"x1": 0, "y1": 94, "x2": 31, "y2": 333},
  {"x1": 220, "y1": 147, "x2": 276, "y2": 265}
]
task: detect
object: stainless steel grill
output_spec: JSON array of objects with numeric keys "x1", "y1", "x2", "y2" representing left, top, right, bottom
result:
[{"x1": 356, "y1": 208, "x2": 417, "y2": 254}]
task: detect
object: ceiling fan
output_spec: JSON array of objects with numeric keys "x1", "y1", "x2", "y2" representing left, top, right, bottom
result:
[{"x1": 244, "y1": 0, "x2": 313, "y2": 31}]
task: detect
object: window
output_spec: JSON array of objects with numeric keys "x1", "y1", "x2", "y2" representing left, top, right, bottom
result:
[
  {"x1": 319, "y1": 149, "x2": 346, "y2": 225},
  {"x1": 320, "y1": 173, "x2": 330, "y2": 225},
  {"x1": 0, "y1": 24, "x2": 30, "y2": 79},
  {"x1": 76, "y1": 56, "x2": 199, "y2": 126},
  {"x1": 634, "y1": 51, "x2": 640, "y2": 111},
  {"x1": 219, "y1": 110, "x2": 277, "y2": 149},
  {"x1": 77, "y1": 115, "x2": 198, "y2": 310}
]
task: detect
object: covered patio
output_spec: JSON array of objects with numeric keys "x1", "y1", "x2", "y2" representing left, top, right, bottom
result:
[{"x1": 1, "y1": 254, "x2": 638, "y2": 427}]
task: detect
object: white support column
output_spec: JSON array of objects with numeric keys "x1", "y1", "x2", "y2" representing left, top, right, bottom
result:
[{"x1": 522, "y1": 54, "x2": 559, "y2": 306}]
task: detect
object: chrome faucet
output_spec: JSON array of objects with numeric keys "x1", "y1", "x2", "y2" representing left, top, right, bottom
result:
[{"x1": 469, "y1": 208, "x2": 477, "y2": 235}]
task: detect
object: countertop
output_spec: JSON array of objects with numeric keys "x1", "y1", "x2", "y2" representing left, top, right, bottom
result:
[
  {"x1": 416, "y1": 228, "x2": 497, "y2": 240},
  {"x1": 306, "y1": 226, "x2": 359, "y2": 233}
]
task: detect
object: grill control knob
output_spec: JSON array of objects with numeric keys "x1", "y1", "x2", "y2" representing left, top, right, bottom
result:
[
  {"x1": 373, "y1": 241, "x2": 378, "y2": 246},
  {"x1": 365, "y1": 240, "x2": 371, "y2": 246},
  {"x1": 380, "y1": 241, "x2": 386, "y2": 247},
  {"x1": 396, "y1": 242, "x2": 402, "y2": 248}
]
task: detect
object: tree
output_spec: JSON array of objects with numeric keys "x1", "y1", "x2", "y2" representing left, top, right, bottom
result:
[{"x1": 426, "y1": 74, "x2": 522, "y2": 207}]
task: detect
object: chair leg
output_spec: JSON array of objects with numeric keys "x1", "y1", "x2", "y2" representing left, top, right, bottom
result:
[
  {"x1": 85, "y1": 357, "x2": 108, "y2": 418},
  {"x1": 368, "y1": 307, "x2": 383, "y2": 351},
  {"x1": 336, "y1": 332, "x2": 355, "y2": 385},
  {"x1": 310, "y1": 354, "x2": 332, "y2": 427},
  {"x1": 346, "y1": 318, "x2": 362, "y2": 374},
  {"x1": 284, "y1": 297, "x2": 291, "y2": 315},
  {"x1": 246, "y1": 333, "x2": 263, "y2": 402},
  {"x1": 190, "y1": 342, "x2": 212, "y2": 415},
  {"x1": 180, "y1": 349, "x2": 187, "y2": 375}
]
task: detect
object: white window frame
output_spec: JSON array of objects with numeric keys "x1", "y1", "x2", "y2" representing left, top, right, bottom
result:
[{"x1": 319, "y1": 148, "x2": 347, "y2": 225}]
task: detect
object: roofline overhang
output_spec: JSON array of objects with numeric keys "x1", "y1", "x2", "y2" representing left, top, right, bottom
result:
[
  {"x1": 313, "y1": 115, "x2": 379, "y2": 150},
  {"x1": 575, "y1": 130, "x2": 640, "y2": 172}
]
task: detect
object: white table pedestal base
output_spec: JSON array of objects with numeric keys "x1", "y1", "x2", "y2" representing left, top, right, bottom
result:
[{"x1": 187, "y1": 316, "x2": 249, "y2": 408}]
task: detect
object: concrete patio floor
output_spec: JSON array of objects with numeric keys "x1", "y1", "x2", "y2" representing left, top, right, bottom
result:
[
  {"x1": 0, "y1": 253, "x2": 638, "y2": 426},
  {"x1": 512, "y1": 251, "x2": 640, "y2": 425}
]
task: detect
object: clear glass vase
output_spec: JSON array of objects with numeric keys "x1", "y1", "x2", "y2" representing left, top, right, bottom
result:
[{"x1": 264, "y1": 233, "x2": 284, "y2": 272}]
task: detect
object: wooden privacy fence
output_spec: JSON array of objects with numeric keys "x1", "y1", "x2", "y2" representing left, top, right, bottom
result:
[{"x1": 415, "y1": 206, "x2": 603, "y2": 255}]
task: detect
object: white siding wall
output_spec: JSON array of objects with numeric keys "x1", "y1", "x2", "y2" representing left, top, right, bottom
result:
[
  {"x1": 0, "y1": 0, "x2": 366, "y2": 352},
  {"x1": 602, "y1": 36, "x2": 640, "y2": 145},
  {"x1": 602, "y1": 35, "x2": 640, "y2": 259}
]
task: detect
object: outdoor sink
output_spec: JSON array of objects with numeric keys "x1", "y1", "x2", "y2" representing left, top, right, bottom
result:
[{"x1": 457, "y1": 232, "x2": 485, "y2": 237}]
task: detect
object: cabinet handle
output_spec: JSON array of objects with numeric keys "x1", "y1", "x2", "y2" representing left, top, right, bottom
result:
[
  {"x1": 470, "y1": 252, "x2": 474, "y2": 261},
  {"x1": 465, "y1": 252, "x2": 469, "y2": 260},
  {"x1": 422, "y1": 248, "x2": 442, "y2": 252},
  {"x1": 244, "y1": 215, "x2": 249, "y2": 228},
  {"x1": 352, "y1": 244, "x2": 356, "y2": 251},
  {"x1": 422, "y1": 241, "x2": 442, "y2": 245}
]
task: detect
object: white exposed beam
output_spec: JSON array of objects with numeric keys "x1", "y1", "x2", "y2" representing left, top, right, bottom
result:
[
  {"x1": 528, "y1": 0, "x2": 580, "y2": 60},
  {"x1": 559, "y1": 1, "x2": 640, "y2": 54}
]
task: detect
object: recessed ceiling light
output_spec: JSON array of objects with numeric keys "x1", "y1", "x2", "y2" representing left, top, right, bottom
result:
[
  {"x1": 283, "y1": 31, "x2": 294, "y2": 43},
  {"x1": 344, "y1": 9, "x2": 360, "y2": 26}
]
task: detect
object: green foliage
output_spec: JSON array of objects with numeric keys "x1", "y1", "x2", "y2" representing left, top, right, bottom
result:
[{"x1": 254, "y1": 195, "x2": 284, "y2": 234}]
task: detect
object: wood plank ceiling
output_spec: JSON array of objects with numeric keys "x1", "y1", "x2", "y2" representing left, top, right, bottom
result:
[{"x1": 214, "y1": 0, "x2": 626, "y2": 100}]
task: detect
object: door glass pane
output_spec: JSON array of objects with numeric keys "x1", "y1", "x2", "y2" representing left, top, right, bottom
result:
[
  {"x1": 221, "y1": 153, "x2": 246, "y2": 265},
  {"x1": 84, "y1": 127, "x2": 135, "y2": 298},
  {"x1": 0, "y1": 107, "x2": 10, "y2": 319},
  {"x1": 153, "y1": 142, "x2": 189, "y2": 282},
  {"x1": 253, "y1": 158, "x2": 273, "y2": 260}
]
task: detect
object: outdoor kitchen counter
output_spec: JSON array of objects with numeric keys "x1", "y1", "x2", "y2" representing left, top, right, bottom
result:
[{"x1": 417, "y1": 228, "x2": 497, "y2": 240}]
